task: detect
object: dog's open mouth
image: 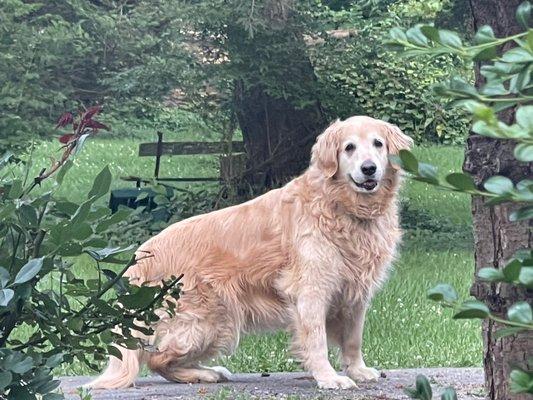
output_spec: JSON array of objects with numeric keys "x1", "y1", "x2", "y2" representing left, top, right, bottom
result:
[
  {"x1": 356, "y1": 180, "x2": 378, "y2": 191},
  {"x1": 349, "y1": 175, "x2": 378, "y2": 191}
]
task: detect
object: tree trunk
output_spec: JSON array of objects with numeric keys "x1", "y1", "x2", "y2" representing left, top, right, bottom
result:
[
  {"x1": 228, "y1": 1, "x2": 328, "y2": 189},
  {"x1": 234, "y1": 81, "x2": 326, "y2": 188},
  {"x1": 465, "y1": 1, "x2": 533, "y2": 399}
]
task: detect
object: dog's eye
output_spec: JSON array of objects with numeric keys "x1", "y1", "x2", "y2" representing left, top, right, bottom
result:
[
  {"x1": 374, "y1": 139, "x2": 383, "y2": 148},
  {"x1": 345, "y1": 143, "x2": 355, "y2": 152}
]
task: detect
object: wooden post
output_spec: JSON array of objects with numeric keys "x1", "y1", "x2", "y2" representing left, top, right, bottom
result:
[{"x1": 154, "y1": 131, "x2": 164, "y2": 179}]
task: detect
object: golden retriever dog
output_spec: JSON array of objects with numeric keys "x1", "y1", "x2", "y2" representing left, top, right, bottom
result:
[{"x1": 88, "y1": 115, "x2": 413, "y2": 390}]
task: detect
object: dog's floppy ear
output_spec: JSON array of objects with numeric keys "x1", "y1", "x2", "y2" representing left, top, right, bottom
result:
[
  {"x1": 311, "y1": 120, "x2": 342, "y2": 178},
  {"x1": 385, "y1": 122, "x2": 413, "y2": 159}
]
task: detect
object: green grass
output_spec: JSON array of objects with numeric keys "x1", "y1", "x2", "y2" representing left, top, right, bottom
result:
[
  {"x1": 404, "y1": 145, "x2": 471, "y2": 225},
  {"x1": 12, "y1": 137, "x2": 481, "y2": 375}
]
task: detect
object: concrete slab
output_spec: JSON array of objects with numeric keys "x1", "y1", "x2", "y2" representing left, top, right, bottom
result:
[{"x1": 60, "y1": 368, "x2": 484, "y2": 399}]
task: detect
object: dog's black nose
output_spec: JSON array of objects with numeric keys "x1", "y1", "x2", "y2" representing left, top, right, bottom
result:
[{"x1": 361, "y1": 161, "x2": 377, "y2": 176}]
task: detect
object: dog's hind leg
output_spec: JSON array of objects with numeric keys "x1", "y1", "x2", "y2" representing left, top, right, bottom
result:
[{"x1": 146, "y1": 290, "x2": 238, "y2": 384}]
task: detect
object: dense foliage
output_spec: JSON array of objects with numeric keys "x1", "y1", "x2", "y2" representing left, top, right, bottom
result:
[
  {"x1": 388, "y1": 1, "x2": 533, "y2": 394},
  {"x1": 1, "y1": 0, "x2": 471, "y2": 152},
  {"x1": 0, "y1": 108, "x2": 180, "y2": 399},
  {"x1": 311, "y1": 0, "x2": 471, "y2": 143},
  {"x1": 0, "y1": 0, "x2": 189, "y2": 149}
]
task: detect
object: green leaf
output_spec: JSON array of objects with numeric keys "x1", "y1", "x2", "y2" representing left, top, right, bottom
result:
[
  {"x1": 473, "y1": 46, "x2": 498, "y2": 61},
  {"x1": 510, "y1": 368, "x2": 533, "y2": 394},
  {"x1": 73, "y1": 133, "x2": 90, "y2": 155},
  {"x1": 406, "y1": 26, "x2": 428, "y2": 46},
  {"x1": 11, "y1": 356, "x2": 33, "y2": 374},
  {"x1": 417, "y1": 163, "x2": 439, "y2": 184},
  {"x1": 0, "y1": 267, "x2": 10, "y2": 288},
  {"x1": 495, "y1": 326, "x2": 526, "y2": 339},
  {"x1": 88, "y1": 165, "x2": 112, "y2": 200},
  {"x1": 502, "y1": 47, "x2": 533, "y2": 63},
  {"x1": 55, "y1": 159, "x2": 73, "y2": 185},
  {"x1": 19, "y1": 204, "x2": 38, "y2": 227},
  {"x1": 440, "y1": 387, "x2": 458, "y2": 400},
  {"x1": 420, "y1": 25, "x2": 439, "y2": 42},
  {"x1": 8, "y1": 180, "x2": 23, "y2": 199},
  {"x1": 438, "y1": 30, "x2": 462, "y2": 48},
  {"x1": 14, "y1": 257, "x2": 44, "y2": 284},
  {"x1": 478, "y1": 267, "x2": 505, "y2": 282},
  {"x1": 519, "y1": 266, "x2": 533, "y2": 288},
  {"x1": 67, "y1": 317, "x2": 84, "y2": 332},
  {"x1": 389, "y1": 27, "x2": 407, "y2": 42},
  {"x1": 503, "y1": 260, "x2": 523, "y2": 281},
  {"x1": 85, "y1": 245, "x2": 135, "y2": 262},
  {"x1": 516, "y1": 105, "x2": 533, "y2": 131},
  {"x1": 107, "y1": 345, "x2": 123, "y2": 361},
  {"x1": 0, "y1": 371, "x2": 12, "y2": 390},
  {"x1": 507, "y1": 301, "x2": 533, "y2": 324},
  {"x1": 45, "y1": 353, "x2": 64, "y2": 368},
  {"x1": 453, "y1": 300, "x2": 490, "y2": 319},
  {"x1": 399, "y1": 150, "x2": 418, "y2": 172},
  {"x1": 71, "y1": 222, "x2": 93, "y2": 241},
  {"x1": 445, "y1": 173, "x2": 477, "y2": 191},
  {"x1": 516, "y1": 1, "x2": 532, "y2": 29},
  {"x1": 0, "y1": 288, "x2": 14, "y2": 307},
  {"x1": 484, "y1": 176, "x2": 514, "y2": 194},
  {"x1": 474, "y1": 25, "x2": 496, "y2": 44},
  {"x1": 415, "y1": 375, "x2": 432, "y2": 400},
  {"x1": 510, "y1": 206, "x2": 533, "y2": 222},
  {"x1": 119, "y1": 286, "x2": 159, "y2": 309},
  {"x1": 515, "y1": 143, "x2": 533, "y2": 162},
  {"x1": 56, "y1": 242, "x2": 83, "y2": 257},
  {"x1": 427, "y1": 284, "x2": 458, "y2": 303}
]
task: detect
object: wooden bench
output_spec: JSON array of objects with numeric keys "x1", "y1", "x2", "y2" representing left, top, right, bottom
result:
[
  {"x1": 109, "y1": 132, "x2": 247, "y2": 212},
  {"x1": 122, "y1": 131, "x2": 247, "y2": 186}
]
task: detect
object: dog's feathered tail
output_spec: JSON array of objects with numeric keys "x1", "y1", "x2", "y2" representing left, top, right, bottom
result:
[{"x1": 84, "y1": 347, "x2": 142, "y2": 389}]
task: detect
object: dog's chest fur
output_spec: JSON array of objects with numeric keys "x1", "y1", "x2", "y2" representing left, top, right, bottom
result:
[{"x1": 327, "y1": 209, "x2": 401, "y2": 302}]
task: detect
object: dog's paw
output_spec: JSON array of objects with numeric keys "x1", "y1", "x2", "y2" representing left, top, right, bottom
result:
[
  {"x1": 317, "y1": 375, "x2": 357, "y2": 390},
  {"x1": 209, "y1": 366, "x2": 232, "y2": 381},
  {"x1": 346, "y1": 366, "x2": 380, "y2": 382}
]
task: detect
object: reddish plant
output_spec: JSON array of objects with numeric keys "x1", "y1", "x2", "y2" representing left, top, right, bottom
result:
[{"x1": 31, "y1": 105, "x2": 111, "y2": 190}]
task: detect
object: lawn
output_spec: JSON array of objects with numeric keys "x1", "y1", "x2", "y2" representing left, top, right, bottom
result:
[{"x1": 16, "y1": 134, "x2": 482, "y2": 376}]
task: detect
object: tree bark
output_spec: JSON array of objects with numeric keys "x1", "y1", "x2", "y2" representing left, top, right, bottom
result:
[
  {"x1": 228, "y1": 2, "x2": 328, "y2": 189},
  {"x1": 464, "y1": 1, "x2": 533, "y2": 399},
  {"x1": 234, "y1": 81, "x2": 326, "y2": 188}
]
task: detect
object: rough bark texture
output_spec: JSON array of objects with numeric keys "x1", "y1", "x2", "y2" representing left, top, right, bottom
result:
[
  {"x1": 229, "y1": 1, "x2": 328, "y2": 189},
  {"x1": 465, "y1": 1, "x2": 533, "y2": 399},
  {"x1": 234, "y1": 82, "x2": 326, "y2": 188}
]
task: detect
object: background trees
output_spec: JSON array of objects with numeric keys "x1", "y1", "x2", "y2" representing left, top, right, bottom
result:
[{"x1": 1, "y1": 0, "x2": 469, "y2": 184}]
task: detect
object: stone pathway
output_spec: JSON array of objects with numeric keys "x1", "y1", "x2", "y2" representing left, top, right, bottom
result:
[{"x1": 60, "y1": 368, "x2": 484, "y2": 399}]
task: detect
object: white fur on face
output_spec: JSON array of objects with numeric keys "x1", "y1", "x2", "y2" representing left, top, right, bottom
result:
[{"x1": 337, "y1": 132, "x2": 389, "y2": 193}]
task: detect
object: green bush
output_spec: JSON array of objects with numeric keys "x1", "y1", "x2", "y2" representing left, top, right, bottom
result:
[
  {"x1": 311, "y1": 0, "x2": 471, "y2": 144},
  {"x1": 0, "y1": 109, "x2": 180, "y2": 399}
]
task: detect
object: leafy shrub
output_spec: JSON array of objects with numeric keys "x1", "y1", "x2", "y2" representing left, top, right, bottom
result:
[
  {"x1": 0, "y1": 108, "x2": 180, "y2": 399},
  {"x1": 400, "y1": 202, "x2": 472, "y2": 251},
  {"x1": 311, "y1": 0, "x2": 471, "y2": 144}
]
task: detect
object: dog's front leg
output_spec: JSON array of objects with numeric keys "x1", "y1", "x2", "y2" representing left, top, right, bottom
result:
[
  {"x1": 342, "y1": 301, "x2": 380, "y2": 382},
  {"x1": 294, "y1": 292, "x2": 357, "y2": 390}
]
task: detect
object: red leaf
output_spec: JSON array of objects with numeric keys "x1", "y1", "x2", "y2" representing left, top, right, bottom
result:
[
  {"x1": 83, "y1": 105, "x2": 102, "y2": 120},
  {"x1": 85, "y1": 119, "x2": 110, "y2": 131},
  {"x1": 59, "y1": 134, "x2": 75, "y2": 144},
  {"x1": 55, "y1": 112, "x2": 74, "y2": 129}
]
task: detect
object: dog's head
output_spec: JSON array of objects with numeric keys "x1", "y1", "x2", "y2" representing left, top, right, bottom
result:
[{"x1": 311, "y1": 116, "x2": 413, "y2": 193}]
